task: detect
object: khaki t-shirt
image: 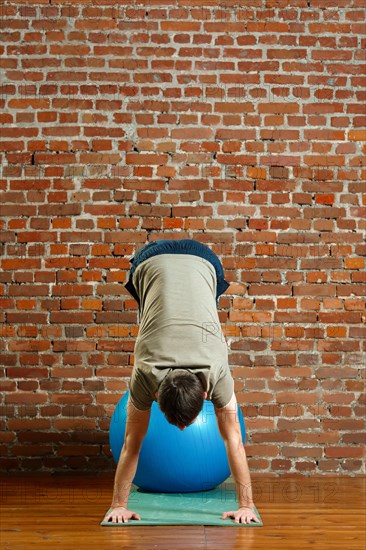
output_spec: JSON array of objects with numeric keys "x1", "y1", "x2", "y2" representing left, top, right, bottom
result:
[{"x1": 129, "y1": 253, "x2": 234, "y2": 411}]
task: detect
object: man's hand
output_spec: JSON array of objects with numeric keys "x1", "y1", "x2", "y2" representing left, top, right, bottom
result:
[
  {"x1": 103, "y1": 505, "x2": 141, "y2": 524},
  {"x1": 108, "y1": 397, "x2": 151, "y2": 521},
  {"x1": 222, "y1": 506, "x2": 261, "y2": 524},
  {"x1": 215, "y1": 393, "x2": 260, "y2": 523}
]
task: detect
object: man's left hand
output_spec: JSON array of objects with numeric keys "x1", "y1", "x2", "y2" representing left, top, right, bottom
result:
[{"x1": 222, "y1": 506, "x2": 260, "y2": 524}]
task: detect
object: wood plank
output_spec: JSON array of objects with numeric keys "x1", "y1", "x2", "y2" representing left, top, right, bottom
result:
[{"x1": 0, "y1": 474, "x2": 365, "y2": 550}]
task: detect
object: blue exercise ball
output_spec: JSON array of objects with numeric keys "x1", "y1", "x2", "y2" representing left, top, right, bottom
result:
[{"x1": 109, "y1": 390, "x2": 246, "y2": 493}]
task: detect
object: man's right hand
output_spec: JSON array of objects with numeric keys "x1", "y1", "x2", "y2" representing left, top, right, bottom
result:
[
  {"x1": 103, "y1": 505, "x2": 141, "y2": 524},
  {"x1": 106, "y1": 398, "x2": 150, "y2": 524}
]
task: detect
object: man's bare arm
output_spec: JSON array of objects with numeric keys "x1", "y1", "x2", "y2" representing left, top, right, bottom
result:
[
  {"x1": 110, "y1": 397, "x2": 151, "y2": 509},
  {"x1": 215, "y1": 393, "x2": 256, "y2": 513}
]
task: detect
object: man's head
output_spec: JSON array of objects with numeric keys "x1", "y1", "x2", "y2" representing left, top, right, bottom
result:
[{"x1": 156, "y1": 369, "x2": 207, "y2": 430}]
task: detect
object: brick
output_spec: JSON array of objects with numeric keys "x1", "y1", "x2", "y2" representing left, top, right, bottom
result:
[
  {"x1": 345, "y1": 257, "x2": 365, "y2": 269},
  {"x1": 5, "y1": 393, "x2": 48, "y2": 404},
  {"x1": 1, "y1": 259, "x2": 42, "y2": 270},
  {"x1": 171, "y1": 128, "x2": 214, "y2": 139},
  {"x1": 82, "y1": 299, "x2": 103, "y2": 310},
  {"x1": 50, "y1": 312, "x2": 93, "y2": 324},
  {"x1": 348, "y1": 129, "x2": 366, "y2": 141},
  {"x1": 160, "y1": 21, "x2": 201, "y2": 31},
  {"x1": 0, "y1": 4, "x2": 364, "y2": 477},
  {"x1": 126, "y1": 153, "x2": 169, "y2": 165},
  {"x1": 7, "y1": 367, "x2": 49, "y2": 378},
  {"x1": 51, "y1": 285, "x2": 93, "y2": 297}
]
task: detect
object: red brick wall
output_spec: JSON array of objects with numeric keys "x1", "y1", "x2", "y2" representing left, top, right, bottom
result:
[{"x1": 0, "y1": 1, "x2": 365, "y2": 474}]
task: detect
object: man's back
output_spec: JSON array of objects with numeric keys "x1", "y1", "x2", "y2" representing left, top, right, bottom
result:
[
  {"x1": 133, "y1": 253, "x2": 227, "y2": 370},
  {"x1": 128, "y1": 252, "x2": 234, "y2": 411}
]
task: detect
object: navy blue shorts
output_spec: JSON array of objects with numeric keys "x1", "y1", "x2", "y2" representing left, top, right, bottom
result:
[{"x1": 124, "y1": 239, "x2": 230, "y2": 308}]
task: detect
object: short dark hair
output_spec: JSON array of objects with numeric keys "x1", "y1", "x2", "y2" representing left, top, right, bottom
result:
[{"x1": 157, "y1": 369, "x2": 205, "y2": 428}]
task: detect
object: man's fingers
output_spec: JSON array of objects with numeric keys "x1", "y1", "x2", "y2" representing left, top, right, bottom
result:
[
  {"x1": 104, "y1": 511, "x2": 142, "y2": 523},
  {"x1": 222, "y1": 510, "x2": 260, "y2": 524},
  {"x1": 241, "y1": 515, "x2": 249, "y2": 524}
]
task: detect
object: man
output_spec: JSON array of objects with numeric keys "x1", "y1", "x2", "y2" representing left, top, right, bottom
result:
[{"x1": 103, "y1": 239, "x2": 260, "y2": 524}]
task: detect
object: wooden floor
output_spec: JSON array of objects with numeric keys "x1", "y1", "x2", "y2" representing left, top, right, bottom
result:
[{"x1": 0, "y1": 473, "x2": 365, "y2": 550}]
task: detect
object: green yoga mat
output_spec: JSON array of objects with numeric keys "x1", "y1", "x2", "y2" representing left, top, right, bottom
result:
[{"x1": 101, "y1": 485, "x2": 263, "y2": 527}]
